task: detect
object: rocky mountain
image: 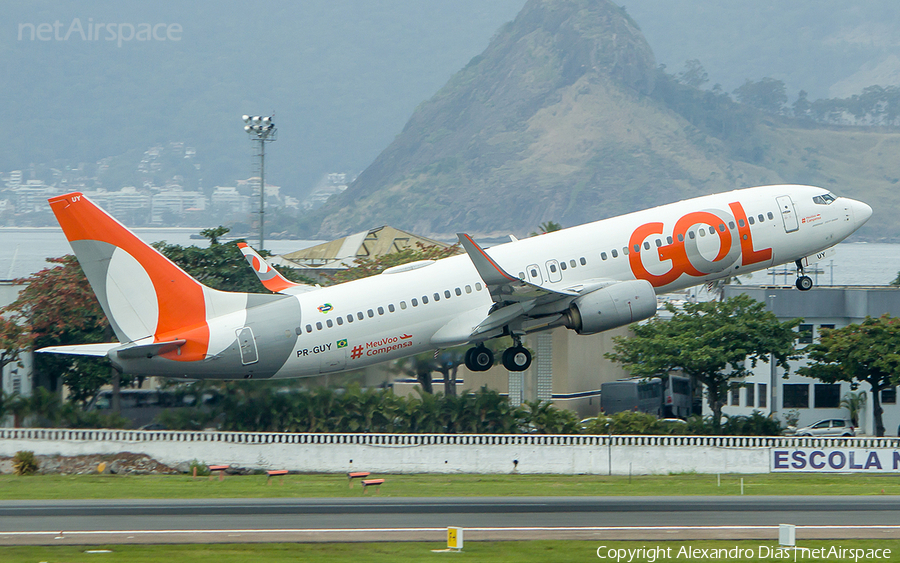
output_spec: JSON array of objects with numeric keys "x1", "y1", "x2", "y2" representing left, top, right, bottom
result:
[{"x1": 305, "y1": 0, "x2": 900, "y2": 241}]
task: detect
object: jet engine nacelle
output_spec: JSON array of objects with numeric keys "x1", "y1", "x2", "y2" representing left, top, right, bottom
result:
[{"x1": 563, "y1": 280, "x2": 657, "y2": 335}]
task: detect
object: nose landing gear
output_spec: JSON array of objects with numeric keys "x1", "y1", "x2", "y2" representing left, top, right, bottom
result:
[{"x1": 795, "y1": 259, "x2": 813, "y2": 291}]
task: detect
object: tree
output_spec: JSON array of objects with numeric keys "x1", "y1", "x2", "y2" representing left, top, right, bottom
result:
[
  {"x1": 792, "y1": 90, "x2": 811, "y2": 119},
  {"x1": 840, "y1": 391, "x2": 867, "y2": 428},
  {"x1": 0, "y1": 317, "x2": 26, "y2": 377},
  {"x1": 529, "y1": 221, "x2": 562, "y2": 237},
  {"x1": 677, "y1": 59, "x2": 708, "y2": 89},
  {"x1": 3, "y1": 255, "x2": 114, "y2": 406},
  {"x1": 606, "y1": 295, "x2": 800, "y2": 430},
  {"x1": 798, "y1": 315, "x2": 900, "y2": 437},
  {"x1": 152, "y1": 226, "x2": 312, "y2": 292},
  {"x1": 733, "y1": 77, "x2": 788, "y2": 115}
]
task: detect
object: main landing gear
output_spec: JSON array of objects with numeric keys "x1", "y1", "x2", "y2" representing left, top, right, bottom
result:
[
  {"x1": 464, "y1": 338, "x2": 532, "y2": 372},
  {"x1": 795, "y1": 259, "x2": 813, "y2": 291}
]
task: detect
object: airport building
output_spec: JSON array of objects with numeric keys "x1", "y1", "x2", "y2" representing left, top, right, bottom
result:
[{"x1": 721, "y1": 285, "x2": 900, "y2": 436}]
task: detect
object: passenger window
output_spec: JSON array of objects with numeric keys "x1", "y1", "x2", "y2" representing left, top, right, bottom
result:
[
  {"x1": 623, "y1": 247, "x2": 629, "y2": 256},
  {"x1": 611, "y1": 249, "x2": 618, "y2": 258},
  {"x1": 316, "y1": 322, "x2": 323, "y2": 330},
  {"x1": 739, "y1": 219, "x2": 746, "y2": 227},
  {"x1": 530, "y1": 268, "x2": 538, "y2": 277},
  {"x1": 748, "y1": 216, "x2": 755, "y2": 225},
  {"x1": 444, "y1": 290, "x2": 451, "y2": 299},
  {"x1": 580, "y1": 257, "x2": 586, "y2": 265},
  {"x1": 689, "y1": 231, "x2": 695, "y2": 239},
  {"x1": 326, "y1": 319, "x2": 333, "y2": 328},
  {"x1": 549, "y1": 264, "x2": 557, "y2": 273},
  {"x1": 677, "y1": 233, "x2": 684, "y2": 242},
  {"x1": 518, "y1": 272, "x2": 525, "y2": 279},
  {"x1": 560, "y1": 262, "x2": 567, "y2": 270},
  {"x1": 570, "y1": 260, "x2": 577, "y2": 268},
  {"x1": 367, "y1": 309, "x2": 375, "y2": 318},
  {"x1": 601, "y1": 252, "x2": 607, "y2": 260},
  {"x1": 455, "y1": 288, "x2": 461, "y2": 296},
  {"x1": 465, "y1": 285, "x2": 472, "y2": 293},
  {"x1": 357, "y1": 312, "x2": 364, "y2": 320},
  {"x1": 699, "y1": 229, "x2": 706, "y2": 237},
  {"x1": 718, "y1": 224, "x2": 725, "y2": 232},
  {"x1": 729, "y1": 221, "x2": 735, "y2": 229},
  {"x1": 412, "y1": 298, "x2": 418, "y2": 307},
  {"x1": 422, "y1": 296, "x2": 429, "y2": 304},
  {"x1": 388, "y1": 304, "x2": 395, "y2": 312},
  {"x1": 758, "y1": 214, "x2": 764, "y2": 222},
  {"x1": 305, "y1": 324, "x2": 312, "y2": 333},
  {"x1": 347, "y1": 315, "x2": 354, "y2": 323},
  {"x1": 634, "y1": 244, "x2": 640, "y2": 253},
  {"x1": 654, "y1": 239, "x2": 661, "y2": 248},
  {"x1": 708, "y1": 227, "x2": 715, "y2": 235},
  {"x1": 434, "y1": 293, "x2": 441, "y2": 301},
  {"x1": 377, "y1": 307, "x2": 384, "y2": 315},
  {"x1": 767, "y1": 212, "x2": 774, "y2": 220},
  {"x1": 666, "y1": 236, "x2": 673, "y2": 245},
  {"x1": 476, "y1": 283, "x2": 483, "y2": 291},
  {"x1": 400, "y1": 301, "x2": 407, "y2": 310},
  {"x1": 336, "y1": 317, "x2": 343, "y2": 326},
  {"x1": 295, "y1": 327, "x2": 303, "y2": 335}
]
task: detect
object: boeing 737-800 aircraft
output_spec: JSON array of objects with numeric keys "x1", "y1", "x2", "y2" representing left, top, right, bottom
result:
[{"x1": 40, "y1": 185, "x2": 871, "y2": 379}]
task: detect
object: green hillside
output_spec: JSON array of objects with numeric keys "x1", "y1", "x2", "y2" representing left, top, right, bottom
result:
[{"x1": 304, "y1": 0, "x2": 900, "y2": 241}]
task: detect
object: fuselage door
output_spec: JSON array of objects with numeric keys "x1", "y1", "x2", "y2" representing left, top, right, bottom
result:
[
  {"x1": 525, "y1": 263, "x2": 543, "y2": 285},
  {"x1": 236, "y1": 327, "x2": 259, "y2": 365},
  {"x1": 776, "y1": 195, "x2": 799, "y2": 233},
  {"x1": 545, "y1": 259, "x2": 562, "y2": 283}
]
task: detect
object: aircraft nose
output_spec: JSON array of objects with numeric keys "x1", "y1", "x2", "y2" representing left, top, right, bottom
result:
[{"x1": 850, "y1": 199, "x2": 873, "y2": 226}]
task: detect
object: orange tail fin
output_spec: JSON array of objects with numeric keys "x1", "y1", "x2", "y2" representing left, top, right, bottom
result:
[{"x1": 48, "y1": 192, "x2": 239, "y2": 361}]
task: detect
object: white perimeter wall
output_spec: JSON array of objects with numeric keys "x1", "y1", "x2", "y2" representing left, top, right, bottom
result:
[{"x1": 3, "y1": 430, "x2": 900, "y2": 474}]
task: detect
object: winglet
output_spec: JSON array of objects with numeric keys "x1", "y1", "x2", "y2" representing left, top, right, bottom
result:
[
  {"x1": 237, "y1": 242, "x2": 315, "y2": 294},
  {"x1": 457, "y1": 233, "x2": 518, "y2": 286}
]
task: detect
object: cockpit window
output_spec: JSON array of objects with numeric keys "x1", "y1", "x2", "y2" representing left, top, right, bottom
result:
[{"x1": 813, "y1": 193, "x2": 836, "y2": 205}]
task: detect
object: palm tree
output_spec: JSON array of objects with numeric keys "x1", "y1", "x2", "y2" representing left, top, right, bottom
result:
[{"x1": 840, "y1": 391, "x2": 867, "y2": 429}]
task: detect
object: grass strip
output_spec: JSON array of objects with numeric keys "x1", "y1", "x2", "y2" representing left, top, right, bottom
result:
[
  {"x1": 1, "y1": 472, "x2": 900, "y2": 500},
  {"x1": 3, "y1": 540, "x2": 899, "y2": 563}
]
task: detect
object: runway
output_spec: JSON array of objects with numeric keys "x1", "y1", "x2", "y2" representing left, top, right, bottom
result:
[{"x1": 1, "y1": 496, "x2": 898, "y2": 545}]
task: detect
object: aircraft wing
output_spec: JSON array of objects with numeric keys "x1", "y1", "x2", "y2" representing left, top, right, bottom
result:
[
  {"x1": 442, "y1": 234, "x2": 624, "y2": 345},
  {"x1": 237, "y1": 243, "x2": 318, "y2": 295},
  {"x1": 457, "y1": 233, "x2": 578, "y2": 305}
]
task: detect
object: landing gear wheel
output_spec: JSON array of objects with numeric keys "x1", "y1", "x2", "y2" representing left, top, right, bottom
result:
[
  {"x1": 465, "y1": 345, "x2": 494, "y2": 372},
  {"x1": 796, "y1": 275, "x2": 813, "y2": 291},
  {"x1": 502, "y1": 346, "x2": 532, "y2": 371}
]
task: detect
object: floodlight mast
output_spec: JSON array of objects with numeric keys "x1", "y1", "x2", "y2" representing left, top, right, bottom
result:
[{"x1": 242, "y1": 114, "x2": 277, "y2": 250}]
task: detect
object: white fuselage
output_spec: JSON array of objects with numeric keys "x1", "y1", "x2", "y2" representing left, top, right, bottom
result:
[{"x1": 267, "y1": 185, "x2": 870, "y2": 378}]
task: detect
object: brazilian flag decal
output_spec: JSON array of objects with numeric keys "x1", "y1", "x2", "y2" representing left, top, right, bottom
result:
[{"x1": 337, "y1": 339, "x2": 348, "y2": 349}]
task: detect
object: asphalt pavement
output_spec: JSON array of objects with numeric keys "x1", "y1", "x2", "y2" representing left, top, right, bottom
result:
[{"x1": 1, "y1": 496, "x2": 898, "y2": 544}]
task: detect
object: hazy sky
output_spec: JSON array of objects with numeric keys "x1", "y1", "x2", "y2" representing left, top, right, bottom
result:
[{"x1": 3, "y1": 1, "x2": 899, "y2": 197}]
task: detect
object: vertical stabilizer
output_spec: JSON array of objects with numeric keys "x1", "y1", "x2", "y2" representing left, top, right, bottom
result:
[{"x1": 48, "y1": 192, "x2": 245, "y2": 361}]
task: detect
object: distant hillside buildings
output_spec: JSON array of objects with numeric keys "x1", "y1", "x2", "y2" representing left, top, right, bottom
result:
[{"x1": 0, "y1": 171, "x2": 325, "y2": 228}]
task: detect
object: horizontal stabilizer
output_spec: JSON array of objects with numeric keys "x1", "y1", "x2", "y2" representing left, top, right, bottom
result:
[
  {"x1": 115, "y1": 339, "x2": 187, "y2": 359},
  {"x1": 37, "y1": 343, "x2": 120, "y2": 357}
]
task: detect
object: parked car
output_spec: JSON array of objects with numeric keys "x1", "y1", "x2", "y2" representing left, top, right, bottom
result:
[{"x1": 794, "y1": 418, "x2": 855, "y2": 437}]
